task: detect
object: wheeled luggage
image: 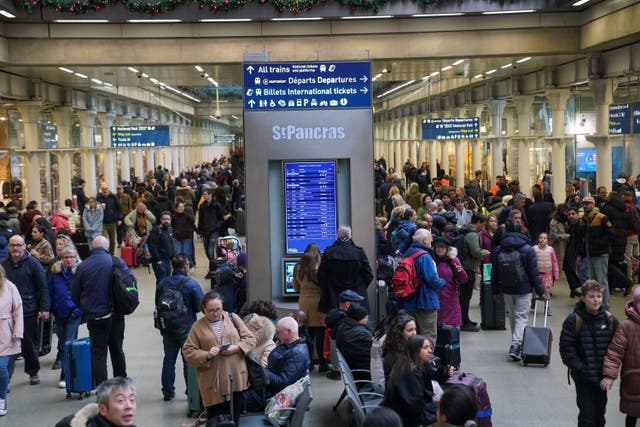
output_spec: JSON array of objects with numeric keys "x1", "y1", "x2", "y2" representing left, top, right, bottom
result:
[
  {"x1": 64, "y1": 337, "x2": 94, "y2": 399},
  {"x1": 187, "y1": 364, "x2": 203, "y2": 417},
  {"x1": 120, "y1": 245, "x2": 136, "y2": 268},
  {"x1": 234, "y1": 208, "x2": 246, "y2": 236},
  {"x1": 480, "y1": 265, "x2": 506, "y2": 330},
  {"x1": 446, "y1": 371, "x2": 492, "y2": 427},
  {"x1": 435, "y1": 325, "x2": 461, "y2": 370},
  {"x1": 206, "y1": 375, "x2": 235, "y2": 426},
  {"x1": 521, "y1": 299, "x2": 553, "y2": 366},
  {"x1": 71, "y1": 229, "x2": 90, "y2": 260},
  {"x1": 37, "y1": 316, "x2": 53, "y2": 357}
]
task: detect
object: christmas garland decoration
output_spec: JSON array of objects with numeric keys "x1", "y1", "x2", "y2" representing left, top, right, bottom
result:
[{"x1": 15, "y1": 0, "x2": 447, "y2": 15}]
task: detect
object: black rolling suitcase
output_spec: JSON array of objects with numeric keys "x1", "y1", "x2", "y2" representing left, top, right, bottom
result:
[
  {"x1": 480, "y1": 263, "x2": 506, "y2": 330},
  {"x1": 37, "y1": 315, "x2": 53, "y2": 357},
  {"x1": 521, "y1": 299, "x2": 552, "y2": 367},
  {"x1": 206, "y1": 375, "x2": 236, "y2": 426},
  {"x1": 435, "y1": 325, "x2": 461, "y2": 370}
]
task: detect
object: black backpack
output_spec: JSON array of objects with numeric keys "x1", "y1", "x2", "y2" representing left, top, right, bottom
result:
[
  {"x1": 154, "y1": 276, "x2": 189, "y2": 335},
  {"x1": 446, "y1": 228, "x2": 470, "y2": 262},
  {"x1": 496, "y1": 247, "x2": 526, "y2": 289},
  {"x1": 111, "y1": 256, "x2": 140, "y2": 315}
]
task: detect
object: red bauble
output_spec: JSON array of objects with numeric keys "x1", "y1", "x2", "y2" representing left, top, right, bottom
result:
[
  {"x1": 223, "y1": 0, "x2": 228, "y2": 4},
  {"x1": 351, "y1": 6, "x2": 356, "y2": 11},
  {"x1": 95, "y1": 5, "x2": 100, "y2": 10},
  {"x1": 69, "y1": 6, "x2": 74, "y2": 11},
  {"x1": 56, "y1": 5, "x2": 62, "y2": 10},
  {"x1": 199, "y1": 3, "x2": 204, "y2": 8}
]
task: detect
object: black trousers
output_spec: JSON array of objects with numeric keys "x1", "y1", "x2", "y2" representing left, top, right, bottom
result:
[
  {"x1": 207, "y1": 391, "x2": 243, "y2": 424},
  {"x1": 459, "y1": 270, "x2": 476, "y2": 325},
  {"x1": 575, "y1": 379, "x2": 607, "y2": 427},
  {"x1": 306, "y1": 326, "x2": 326, "y2": 365},
  {"x1": 563, "y1": 257, "x2": 581, "y2": 291},
  {"x1": 21, "y1": 315, "x2": 40, "y2": 377},
  {"x1": 109, "y1": 313, "x2": 127, "y2": 378},
  {"x1": 87, "y1": 317, "x2": 111, "y2": 385}
]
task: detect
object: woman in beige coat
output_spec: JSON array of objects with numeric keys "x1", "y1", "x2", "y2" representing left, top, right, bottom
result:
[
  {"x1": 182, "y1": 291, "x2": 255, "y2": 423},
  {"x1": 242, "y1": 313, "x2": 276, "y2": 367},
  {"x1": 0, "y1": 265, "x2": 23, "y2": 416}
]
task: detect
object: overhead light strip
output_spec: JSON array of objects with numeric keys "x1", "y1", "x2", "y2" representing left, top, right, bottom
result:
[
  {"x1": 441, "y1": 65, "x2": 452, "y2": 71},
  {"x1": 54, "y1": 19, "x2": 109, "y2": 23},
  {"x1": 572, "y1": 0, "x2": 590, "y2": 6},
  {"x1": 199, "y1": 18, "x2": 252, "y2": 22},
  {"x1": 0, "y1": 10, "x2": 16, "y2": 18},
  {"x1": 127, "y1": 67, "x2": 140, "y2": 73},
  {"x1": 501, "y1": 63, "x2": 512, "y2": 69},
  {"x1": 516, "y1": 56, "x2": 531, "y2": 63},
  {"x1": 342, "y1": 15, "x2": 393, "y2": 20},
  {"x1": 482, "y1": 9, "x2": 534, "y2": 15},
  {"x1": 377, "y1": 80, "x2": 416, "y2": 98},
  {"x1": 372, "y1": 73, "x2": 383, "y2": 81},
  {"x1": 271, "y1": 17, "x2": 323, "y2": 21},
  {"x1": 452, "y1": 59, "x2": 465, "y2": 66},
  {"x1": 194, "y1": 65, "x2": 204, "y2": 72},
  {"x1": 58, "y1": 67, "x2": 74, "y2": 74},
  {"x1": 485, "y1": 69, "x2": 497, "y2": 74},
  {"x1": 127, "y1": 19, "x2": 182, "y2": 23},
  {"x1": 411, "y1": 13, "x2": 463, "y2": 17}
]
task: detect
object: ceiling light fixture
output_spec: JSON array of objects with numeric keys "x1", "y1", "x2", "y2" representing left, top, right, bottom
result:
[
  {"x1": 91, "y1": 78, "x2": 103, "y2": 85},
  {"x1": 473, "y1": 74, "x2": 483, "y2": 79},
  {"x1": 103, "y1": 82, "x2": 113, "y2": 87},
  {"x1": 372, "y1": 73, "x2": 383, "y2": 81},
  {"x1": 441, "y1": 65, "x2": 452, "y2": 71},
  {"x1": 207, "y1": 77, "x2": 219, "y2": 87},
  {"x1": 127, "y1": 67, "x2": 140, "y2": 73},
  {"x1": 485, "y1": 69, "x2": 497, "y2": 74},
  {"x1": 195, "y1": 65, "x2": 204, "y2": 72},
  {"x1": 377, "y1": 80, "x2": 416, "y2": 98},
  {"x1": 341, "y1": 15, "x2": 393, "y2": 20},
  {"x1": 127, "y1": 19, "x2": 182, "y2": 23},
  {"x1": 150, "y1": 78, "x2": 159, "y2": 84},
  {"x1": 501, "y1": 63, "x2": 512, "y2": 69},
  {"x1": 410, "y1": 13, "x2": 463, "y2": 17},
  {"x1": 54, "y1": 19, "x2": 109, "y2": 23},
  {"x1": 0, "y1": 10, "x2": 15, "y2": 18},
  {"x1": 430, "y1": 71, "x2": 440, "y2": 77},
  {"x1": 58, "y1": 67, "x2": 74, "y2": 74},
  {"x1": 482, "y1": 9, "x2": 534, "y2": 14},
  {"x1": 74, "y1": 73, "x2": 88, "y2": 79},
  {"x1": 516, "y1": 56, "x2": 532, "y2": 63},
  {"x1": 271, "y1": 17, "x2": 323, "y2": 21},
  {"x1": 452, "y1": 59, "x2": 465, "y2": 66},
  {"x1": 141, "y1": 73, "x2": 149, "y2": 78},
  {"x1": 572, "y1": 0, "x2": 590, "y2": 6},
  {"x1": 199, "y1": 18, "x2": 252, "y2": 22}
]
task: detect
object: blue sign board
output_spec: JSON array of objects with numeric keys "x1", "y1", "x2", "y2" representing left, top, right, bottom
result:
[
  {"x1": 243, "y1": 62, "x2": 371, "y2": 110},
  {"x1": 422, "y1": 117, "x2": 480, "y2": 140},
  {"x1": 633, "y1": 102, "x2": 640, "y2": 134},
  {"x1": 111, "y1": 126, "x2": 170, "y2": 148},
  {"x1": 609, "y1": 103, "x2": 631, "y2": 135},
  {"x1": 576, "y1": 148, "x2": 597, "y2": 173},
  {"x1": 283, "y1": 161, "x2": 337, "y2": 254},
  {"x1": 42, "y1": 124, "x2": 58, "y2": 149}
]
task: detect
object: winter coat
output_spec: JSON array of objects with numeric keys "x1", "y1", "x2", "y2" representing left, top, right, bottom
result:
[
  {"x1": 370, "y1": 333, "x2": 386, "y2": 387},
  {"x1": 124, "y1": 209, "x2": 156, "y2": 246},
  {"x1": 383, "y1": 364, "x2": 448, "y2": 427},
  {"x1": 560, "y1": 300, "x2": 619, "y2": 385},
  {"x1": 50, "y1": 212, "x2": 72, "y2": 235},
  {"x1": 171, "y1": 210, "x2": 196, "y2": 240},
  {"x1": 175, "y1": 185, "x2": 195, "y2": 209},
  {"x1": 602, "y1": 199, "x2": 631, "y2": 262},
  {"x1": 197, "y1": 200, "x2": 225, "y2": 235},
  {"x1": 71, "y1": 247, "x2": 119, "y2": 320},
  {"x1": 405, "y1": 187, "x2": 423, "y2": 212},
  {"x1": 55, "y1": 403, "x2": 136, "y2": 427},
  {"x1": 147, "y1": 224, "x2": 175, "y2": 263},
  {"x1": 82, "y1": 205, "x2": 103, "y2": 241},
  {"x1": 391, "y1": 220, "x2": 417, "y2": 256},
  {"x1": 30, "y1": 237, "x2": 55, "y2": 267},
  {"x1": 532, "y1": 245, "x2": 559, "y2": 278},
  {"x1": 479, "y1": 228, "x2": 493, "y2": 264},
  {"x1": 336, "y1": 317, "x2": 373, "y2": 380},
  {"x1": 0, "y1": 280, "x2": 23, "y2": 356},
  {"x1": 317, "y1": 238, "x2": 374, "y2": 313},
  {"x1": 548, "y1": 217, "x2": 569, "y2": 270},
  {"x1": 491, "y1": 232, "x2": 544, "y2": 296},
  {"x1": 118, "y1": 192, "x2": 132, "y2": 218},
  {"x1": 293, "y1": 264, "x2": 324, "y2": 327},
  {"x1": 434, "y1": 251, "x2": 468, "y2": 327},
  {"x1": 182, "y1": 312, "x2": 256, "y2": 407},
  {"x1": 265, "y1": 337, "x2": 310, "y2": 396},
  {"x1": 453, "y1": 207, "x2": 473, "y2": 228},
  {"x1": 60, "y1": 207, "x2": 80, "y2": 233},
  {"x1": 96, "y1": 192, "x2": 122, "y2": 224},
  {"x1": 578, "y1": 209, "x2": 614, "y2": 257},
  {"x1": 402, "y1": 242, "x2": 446, "y2": 311},
  {"x1": 603, "y1": 301, "x2": 640, "y2": 417},
  {"x1": 526, "y1": 200, "x2": 555, "y2": 241},
  {"x1": 155, "y1": 272, "x2": 204, "y2": 334},
  {"x1": 324, "y1": 308, "x2": 347, "y2": 340},
  {"x1": 1, "y1": 251, "x2": 49, "y2": 316},
  {"x1": 245, "y1": 315, "x2": 276, "y2": 367},
  {"x1": 460, "y1": 224, "x2": 484, "y2": 272},
  {"x1": 48, "y1": 262, "x2": 80, "y2": 320}
]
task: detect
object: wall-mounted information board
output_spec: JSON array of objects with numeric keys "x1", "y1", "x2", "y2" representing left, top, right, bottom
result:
[
  {"x1": 110, "y1": 126, "x2": 170, "y2": 147},
  {"x1": 283, "y1": 161, "x2": 337, "y2": 254}
]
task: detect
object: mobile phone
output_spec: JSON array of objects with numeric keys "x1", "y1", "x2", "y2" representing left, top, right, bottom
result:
[{"x1": 220, "y1": 344, "x2": 231, "y2": 352}]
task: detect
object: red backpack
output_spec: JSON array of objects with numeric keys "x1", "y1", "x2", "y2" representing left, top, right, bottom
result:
[{"x1": 391, "y1": 250, "x2": 427, "y2": 300}]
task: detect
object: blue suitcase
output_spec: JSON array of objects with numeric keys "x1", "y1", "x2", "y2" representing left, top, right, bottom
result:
[{"x1": 64, "y1": 337, "x2": 94, "y2": 399}]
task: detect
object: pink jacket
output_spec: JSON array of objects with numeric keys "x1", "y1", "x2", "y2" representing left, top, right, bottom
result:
[
  {"x1": 532, "y1": 245, "x2": 559, "y2": 280},
  {"x1": 0, "y1": 280, "x2": 23, "y2": 356}
]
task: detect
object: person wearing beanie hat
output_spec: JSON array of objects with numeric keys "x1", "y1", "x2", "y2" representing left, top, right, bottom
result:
[
  {"x1": 336, "y1": 304, "x2": 372, "y2": 383},
  {"x1": 602, "y1": 286, "x2": 640, "y2": 425}
]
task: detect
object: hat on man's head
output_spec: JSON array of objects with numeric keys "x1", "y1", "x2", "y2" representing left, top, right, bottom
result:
[
  {"x1": 432, "y1": 236, "x2": 451, "y2": 248},
  {"x1": 339, "y1": 289, "x2": 364, "y2": 303},
  {"x1": 347, "y1": 304, "x2": 369, "y2": 322},
  {"x1": 442, "y1": 211, "x2": 457, "y2": 224},
  {"x1": 582, "y1": 196, "x2": 596, "y2": 204}
]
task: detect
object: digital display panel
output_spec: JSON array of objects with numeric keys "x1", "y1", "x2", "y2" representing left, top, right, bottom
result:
[
  {"x1": 422, "y1": 117, "x2": 480, "y2": 140},
  {"x1": 576, "y1": 148, "x2": 597, "y2": 173},
  {"x1": 609, "y1": 103, "x2": 631, "y2": 135},
  {"x1": 634, "y1": 102, "x2": 640, "y2": 134},
  {"x1": 282, "y1": 258, "x2": 299, "y2": 296},
  {"x1": 111, "y1": 126, "x2": 170, "y2": 147},
  {"x1": 284, "y1": 161, "x2": 337, "y2": 254}
]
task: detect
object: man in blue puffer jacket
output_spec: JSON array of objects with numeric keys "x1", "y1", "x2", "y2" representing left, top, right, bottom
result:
[
  {"x1": 1, "y1": 234, "x2": 49, "y2": 385},
  {"x1": 491, "y1": 217, "x2": 545, "y2": 362},
  {"x1": 401, "y1": 228, "x2": 446, "y2": 347}
]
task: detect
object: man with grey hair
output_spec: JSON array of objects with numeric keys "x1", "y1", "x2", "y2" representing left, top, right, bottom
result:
[
  {"x1": 72, "y1": 236, "x2": 132, "y2": 385},
  {"x1": 318, "y1": 224, "x2": 374, "y2": 312},
  {"x1": 55, "y1": 377, "x2": 137, "y2": 427},
  {"x1": 400, "y1": 228, "x2": 446, "y2": 345}
]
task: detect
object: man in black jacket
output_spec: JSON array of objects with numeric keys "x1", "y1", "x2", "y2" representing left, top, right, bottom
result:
[
  {"x1": 324, "y1": 290, "x2": 363, "y2": 380},
  {"x1": 336, "y1": 305, "x2": 372, "y2": 383},
  {"x1": 559, "y1": 280, "x2": 618, "y2": 427},
  {"x1": 147, "y1": 211, "x2": 176, "y2": 286},
  {"x1": 197, "y1": 188, "x2": 224, "y2": 277},
  {"x1": 97, "y1": 183, "x2": 123, "y2": 255}
]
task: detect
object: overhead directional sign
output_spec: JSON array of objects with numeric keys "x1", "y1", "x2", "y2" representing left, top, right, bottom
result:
[
  {"x1": 633, "y1": 102, "x2": 640, "y2": 134},
  {"x1": 609, "y1": 103, "x2": 631, "y2": 135},
  {"x1": 111, "y1": 126, "x2": 170, "y2": 148},
  {"x1": 422, "y1": 117, "x2": 480, "y2": 140},
  {"x1": 243, "y1": 62, "x2": 371, "y2": 110}
]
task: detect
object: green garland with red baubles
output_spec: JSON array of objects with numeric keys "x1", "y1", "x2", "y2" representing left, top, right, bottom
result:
[{"x1": 14, "y1": 0, "x2": 446, "y2": 15}]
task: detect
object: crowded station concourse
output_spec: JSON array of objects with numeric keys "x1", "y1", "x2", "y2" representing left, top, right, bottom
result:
[{"x1": 0, "y1": 1, "x2": 638, "y2": 426}]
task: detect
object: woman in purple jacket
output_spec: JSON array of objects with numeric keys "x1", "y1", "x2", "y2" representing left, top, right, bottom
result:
[{"x1": 433, "y1": 237, "x2": 468, "y2": 328}]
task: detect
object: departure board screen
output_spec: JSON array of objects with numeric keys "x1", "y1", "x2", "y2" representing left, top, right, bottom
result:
[{"x1": 284, "y1": 161, "x2": 337, "y2": 254}]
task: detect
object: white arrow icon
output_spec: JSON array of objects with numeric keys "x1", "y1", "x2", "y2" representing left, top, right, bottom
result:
[
  {"x1": 248, "y1": 99, "x2": 256, "y2": 108},
  {"x1": 246, "y1": 65, "x2": 254, "y2": 75},
  {"x1": 360, "y1": 87, "x2": 368, "y2": 94},
  {"x1": 360, "y1": 75, "x2": 368, "y2": 83}
]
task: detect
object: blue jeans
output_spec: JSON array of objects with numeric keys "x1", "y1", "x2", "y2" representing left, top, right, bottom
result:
[
  {"x1": 56, "y1": 315, "x2": 81, "y2": 381},
  {"x1": 153, "y1": 261, "x2": 172, "y2": 286},
  {"x1": 580, "y1": 254, "x2": 610, "y2": 309},
  {"x1": 175, "y1": 239, "x2": 195, "y2": 266},
  {"x1": 161, "y1": 332, "x2": 189, "y2": 398},
  {"x1": 203, "y1": 232, "x2": 218, "y2": 261},
  {"x1": 0, "y1": 355, "x2": 10, "y2": 399}
]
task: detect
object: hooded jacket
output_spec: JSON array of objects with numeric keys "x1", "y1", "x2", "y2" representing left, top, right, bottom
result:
[
  {"x1": 601, "y1": 198, "x2": 632, "y2": 262},
  {"x1": 1, "y1": 251, "x2": 49, "y2": 316},
  {"x1": 48, "y1": 261, "x2": 81, "y2": 320},
  {"x1": 55, "y1": 403, "x2": 137, "y2": 427},
  {"x1": 560, "y1": 300, "x2": 618, "y2": 385},
  {"x1": 491, "y1": 232, "x2": 544, "y2": 296},
  {"x1": 336, "y1": 317, "x2": 373, "y2": 379},
  {"x1": 402, "y1": 242, "x2": 446, "y2": 311},
  {"x1": 578, "y1": 209, "x2": 614, "y2": 257}
]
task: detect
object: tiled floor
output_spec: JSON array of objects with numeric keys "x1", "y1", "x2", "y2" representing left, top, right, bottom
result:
[{"x1": 0, "y1": 243, "x2": 630, "y2": 426}]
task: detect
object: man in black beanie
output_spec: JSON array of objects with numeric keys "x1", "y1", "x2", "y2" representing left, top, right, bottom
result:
[{"x1": 336, "y1": 305, "x2": 373, "y2": 383}]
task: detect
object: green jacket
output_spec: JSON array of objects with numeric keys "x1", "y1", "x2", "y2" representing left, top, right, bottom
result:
[{"x1": 460, "y1": 224, "x2": 485, "y2": 272}]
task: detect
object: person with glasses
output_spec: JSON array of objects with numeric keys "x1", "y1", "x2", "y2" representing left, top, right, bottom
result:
[
  {"x1": 47, "y1": 246, "x2": 81, "y2": 389},
  {"x1": 0, "y1": 235, "x2": 49, "y2": 386},
  {"x1": 182, "y1": 291, "x2": 255, "y2": 424}
]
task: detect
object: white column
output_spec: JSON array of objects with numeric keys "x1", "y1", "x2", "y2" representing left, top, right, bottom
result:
[
  {"x1": 440, "y1": 140, "x2": 448, "y2": 176},
  {"x1": 455, "y1": 140, "x2": 465, "y2": 187},
  {"x1": 590, "y1": 79, "x2": 616, "y2": 189},
  {"x1": 419, "y1": 140, "x2": 428, "y2": 167},
  {"x1": 17, "y1": 101, "x2": 42, "y2": 203},
  {"x1": 546, "y1": 89, "x2": 572, "y2": 201},
  {"x1": 471, "y1": 139, "x2": 482, "y2": 175},
  {"x1": 172, "y1": 148, "x2": 180, "y2": 175},
  {"x1": 56, "y1": 152, "x2": 73, "y2": 204},
  {"x1": 514, "y1": 138, "x2": 532, "y2": 195},
  {"x1": 488, "y1": 138, "x2": 506, "y2": 179},
  {"x1": 99, "y1": 112, "x2": 116, "y2": 190},
  {"x1": 77, "y1": 110, "x2": 97, "y2": 196},
  {"x1": 52, "y1": 106, "x2": 73, "y2": 201},
  {"x1": 429, "y1": 141, "x2": 438, "y2": 179},
  {"x1": 487, "y1": 100, "x2": 507, "y2": 182}
]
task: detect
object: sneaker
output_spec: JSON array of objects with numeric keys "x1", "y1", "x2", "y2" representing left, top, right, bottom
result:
[
  {"x1": 318, "y1": 363, "x2": 330, "y2": 373},
  {"x1": 461, "y1": 323, "x2": 480, "y2": 332},
  {"x1": 58, "y1": 380, "x2": 66, "y2": 389},
  {"x1": 52, "y1": 359, "x2": 62, "y2": 370},
  {"x1": 326, "y1": 370, "x2": 341, "y2": 380},
  {"x1": 204, "y1": 271, "x2": 214, "y2": 280},
  {"x1": 0, "y1": 398, "x2": 6, "y2": 416},
  {"x1": 29, "y1": 375, "x2": 40, "y2": 385},
  {"x1": 508, "y1": 345, "x2": 521, "y2": 361}
]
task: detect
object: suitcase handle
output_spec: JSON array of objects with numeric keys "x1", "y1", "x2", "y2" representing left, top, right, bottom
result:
[{"x1": 531, "y1": 299, "x2": 549, "y2": 327}]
